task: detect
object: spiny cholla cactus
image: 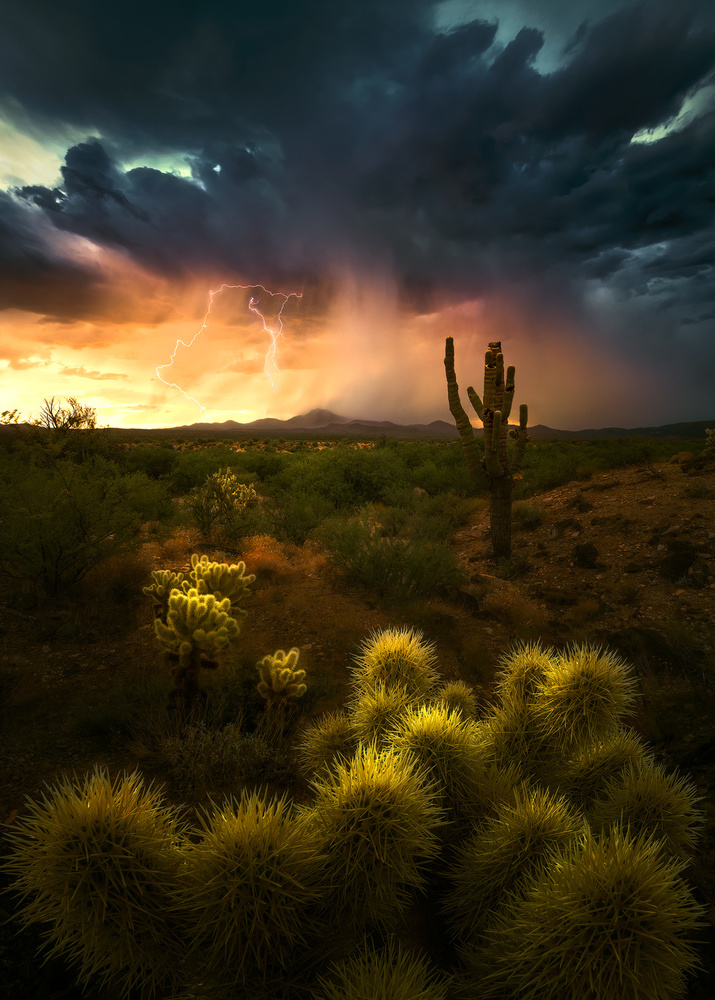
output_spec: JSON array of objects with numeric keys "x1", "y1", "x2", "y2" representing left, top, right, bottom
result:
[
  {"x1": 445, "y1": 337, "x2": 529, "y2": 558},
  {"x1": 190, "y1": 467, "x2": 257, "y2": 540},
  {"x1": 257, "y1": 648, "x2": 307, "y2": 710},
  {"x1": 143, "y1": 569, "x2": 186, "y2": 622},
  {"x1": 185, "y1": 553, "x2": 255, "y2": 614},
  {"x1": 155, "y1": 587, "x2": 241, "y2": 711}
]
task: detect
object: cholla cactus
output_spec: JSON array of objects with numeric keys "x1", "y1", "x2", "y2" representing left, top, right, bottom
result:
[
  {"x1": 257, "y1": 647, "x2": 307, "y2": 710},
  {"x1": 190, "y1": 467, "x2": 257, "y2": 540},
  {"x1": 143, "y1": 569, "x2": 186, "y2": 622},
  {"x1": 185, "y1": 553, "x2": 255, "y2": 613},
  {"x1": 155, "y1": 587, "x2": 241, "y2": 710},
  {"x1": 704, "y1": 428, "x2": 715, "y2": 456}
]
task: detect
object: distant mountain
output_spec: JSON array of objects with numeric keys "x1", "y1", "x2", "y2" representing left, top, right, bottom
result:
[
  {"x1": 165, "y1": 411, "x2": 713, "y2": 440},
  {"x1": 185, "y1": 408, "x2": 352, "y2": 432}
]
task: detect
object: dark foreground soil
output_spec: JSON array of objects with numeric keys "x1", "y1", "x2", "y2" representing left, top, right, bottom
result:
[{"x1": 1, "y1": 456, "x2": 713, "y2": 998}]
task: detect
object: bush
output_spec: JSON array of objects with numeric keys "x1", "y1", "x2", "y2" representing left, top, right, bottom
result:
[
  {"x1": 266, "y1": 489, "x2": 336, "y2": 545},
  {"x1": 269, "y1": 446, "x2": 408, "y2": 511},
  {"x1": 121, "y1": 445, "x2": 179, "y2": 481},
  {"x1": 189, "y1": 467, "x2": 258, "y2": 541},
  {"x1": 0, "y1": 455, "x2": 168, "y2": 595},
  {"x1": 319, "y1": 517, "x2": 467, "y2": 600}
]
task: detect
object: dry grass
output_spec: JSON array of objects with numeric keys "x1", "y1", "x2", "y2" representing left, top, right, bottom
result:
[
  {"x1": 83, "y1": 548, "x2": 154, "y2": 604},
  {"x1": 159, "y1": 526, "x2": 201, "y2": 567},
  {"x1": 481, "y1": 586, "x2": 549, "y2": 634},
  {"x1": 239, "y1": 534, "x2": 329, "y2": 582},
  {"x1": 239, "y1": 535, "x2": 295, "y2": 580},
  {"x1": 610, "y1": 579, "x2": 641, "y2": 605},
  {"x1": 567, "y1": 597, "x2": 602, "y2": 627}
]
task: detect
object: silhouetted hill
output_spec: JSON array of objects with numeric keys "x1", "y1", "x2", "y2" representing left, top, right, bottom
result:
[
  {"x1": 6, "y1": 412, "x2": 710, "y2": 441},
  {"x1": 170, "y1": 412, "x2": 713, "y2": 440}
]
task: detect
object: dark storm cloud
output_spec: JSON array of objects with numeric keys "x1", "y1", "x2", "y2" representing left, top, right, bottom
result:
[{"x1": 0, "y1": 0, "x2": 713, "y2": 326}]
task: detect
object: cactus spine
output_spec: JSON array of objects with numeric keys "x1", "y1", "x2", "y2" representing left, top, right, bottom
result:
[
  {"x1": 444, "y1": 337, "x2": 529, "y2": 558},
  {"x1": 146, "y1": 554, "x2": 254, "y2": 712},
  {"x1": 257, "y1": 647, "x2": 307, "y2": 710},
  {"x1": 154, "y1": 586, "x2": 241, "y2": 711}
]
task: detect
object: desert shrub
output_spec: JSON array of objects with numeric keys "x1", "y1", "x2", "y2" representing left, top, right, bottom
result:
[
  {"x1": 482, "y1": 587, "x2": 546, "y2": 630},
  {"x1": 266, "y1": 488, "x2": 336, "y2": 545},
  {"x1": 168, "y1": 445, "x2": 274, "y2": 494},
  {"x1": 268, "y1": 446, "x2": 409, "y2": 511},
  {"x1": 515, "y1": 446, "x2": 580, "y2": 497},
  {"x1": 319, "y1": 517, "x2": 467, "y2": 600},
  {"x1": 0, "y1": 455, "x2": 167, "y2": 595},
  {"x1": 189, "y1": 467, "x2": 258, "y2": 541},
  {"x1": 86, "y1": 548, "x2": 155, "y2": 604},
  {"x1": 120, "y1": 445, "x2": 180, "y2": 481},
  {"x1": 239, "y1": 534, "x2": 295, "y2": 578},
  {"x1": 511, "y1": 501, "x2": 545, "y2": 530},
  {"x1": 683, "y1": 479, "x2": 711, "y2": 499}
]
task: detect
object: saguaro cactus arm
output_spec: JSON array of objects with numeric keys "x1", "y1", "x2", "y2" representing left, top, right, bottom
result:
[
  {"x1": 510, "y1": 403, "x2": 530, "y2": 477},
  {"x1": 444, "y1": 337, "x2": 489, "y2": 490}
]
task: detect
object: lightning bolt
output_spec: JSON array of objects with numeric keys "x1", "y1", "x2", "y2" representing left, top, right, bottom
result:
[{"x1": 156, "y1": 282, "x2": 302, "y2": 422}]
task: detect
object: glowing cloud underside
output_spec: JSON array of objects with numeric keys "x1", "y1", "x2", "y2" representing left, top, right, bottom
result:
[{"x1": 155, "y1": 282, "x2": 302, "y2": 422}]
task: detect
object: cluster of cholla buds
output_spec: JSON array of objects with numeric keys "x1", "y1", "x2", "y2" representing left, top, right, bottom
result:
[
  {"x1": 143, "y1": 554, "x2": 255, "y2": 711},
  {"x1": 256, "y1": 647, "x2": 307, "y2": 711}
]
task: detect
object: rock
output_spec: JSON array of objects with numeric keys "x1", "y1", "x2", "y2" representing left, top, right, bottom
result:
[
  {"x1": 56, "y1": 621, "x2": 82, "y2": 639},
  {"x1": 657, "y1": 540, "x2": 697, "y2": 582},
  {"x1": 540, "y1": 588, "x2": 578, "y2": 606},
  {"x1": 573, "y1": 542, "x2": 599, "y2": 568}
]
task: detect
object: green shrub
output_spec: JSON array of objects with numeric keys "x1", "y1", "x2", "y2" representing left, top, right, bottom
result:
[
  {"x1": 189, "y1": 467, "x2": 258, "y2": 540},
  {"x1": 319, "y1": 517, "x2": 467, "y2": 600},
  {"x1": 266, "y1": 489, "x2": 336, "y2": 545},
  {"x1": 121, "y1": 445, "x2": 179, "y2": 481},
  {"x1": 269, "y1": 446, "x2": 408, "y2": 511},
  {"x1": 0, "y1": 455, "x2": 167, "y2": 595},
  {"x1": 511, "y1": 501, "x2": 545, "y2": 530}
]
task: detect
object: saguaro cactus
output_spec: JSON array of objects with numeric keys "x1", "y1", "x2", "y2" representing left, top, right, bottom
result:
[{"x1": 445, "y1": 338, "x2": 529, "y2": 559}]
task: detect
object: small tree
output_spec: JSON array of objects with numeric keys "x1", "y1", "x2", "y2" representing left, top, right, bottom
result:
[
  {"x1": 444, "y1": 338, "x2": 530, "y2": 559},
  {"x1": 36, "y1": 396, "x2": 97, "y2": 432}
]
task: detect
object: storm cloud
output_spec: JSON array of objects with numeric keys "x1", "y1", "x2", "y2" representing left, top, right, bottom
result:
[{"x1": 0, "y1": 0, "x2": 713, "y2": 425}]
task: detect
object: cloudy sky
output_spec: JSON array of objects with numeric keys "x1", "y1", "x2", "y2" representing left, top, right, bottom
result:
[{"x1": 1, "y1": 0, "x2": 713, "y2": 430}]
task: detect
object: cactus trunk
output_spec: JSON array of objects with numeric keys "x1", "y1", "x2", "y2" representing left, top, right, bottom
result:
[
  {"x1": 490, "y1": 472, "x2": 513, "y2": 558},
  {"x1": 444, "y1": 337, "x2": 529, "y2": 561}
]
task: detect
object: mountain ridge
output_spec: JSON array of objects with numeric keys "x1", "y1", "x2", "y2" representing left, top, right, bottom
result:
[{"x1": 168, "y1": 408, "x2": 712, "y2": 440}]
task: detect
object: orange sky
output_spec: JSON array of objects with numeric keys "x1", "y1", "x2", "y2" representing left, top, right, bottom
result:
[
  {"x1": 1, "y1": 241, "x2": 664, "y2": 431},
  {"x1": 1, "y1": 3, "x2": 712, "y2": 431}
]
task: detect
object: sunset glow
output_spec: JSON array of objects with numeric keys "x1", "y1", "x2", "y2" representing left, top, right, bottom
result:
[{"x1": 1, "y1": 1, "x2": 712, "y2": 430}]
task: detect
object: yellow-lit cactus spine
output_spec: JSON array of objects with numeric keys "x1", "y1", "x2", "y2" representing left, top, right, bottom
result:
[
  {"x1": 444, "y1": 337, "x2": 530, "y2": 558},
  {"x1": 257, "y1": 647, "x2": 307, "y2": 709},
  {"x1": 142, "y1": 569, "x2": 186, "y2": 622},
  {"x1": 184, "y1": 552, "x2": 255, "y2": 614},
  {"x1": 154, "y1": 586, "x2": 241, "y2": 711}
]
